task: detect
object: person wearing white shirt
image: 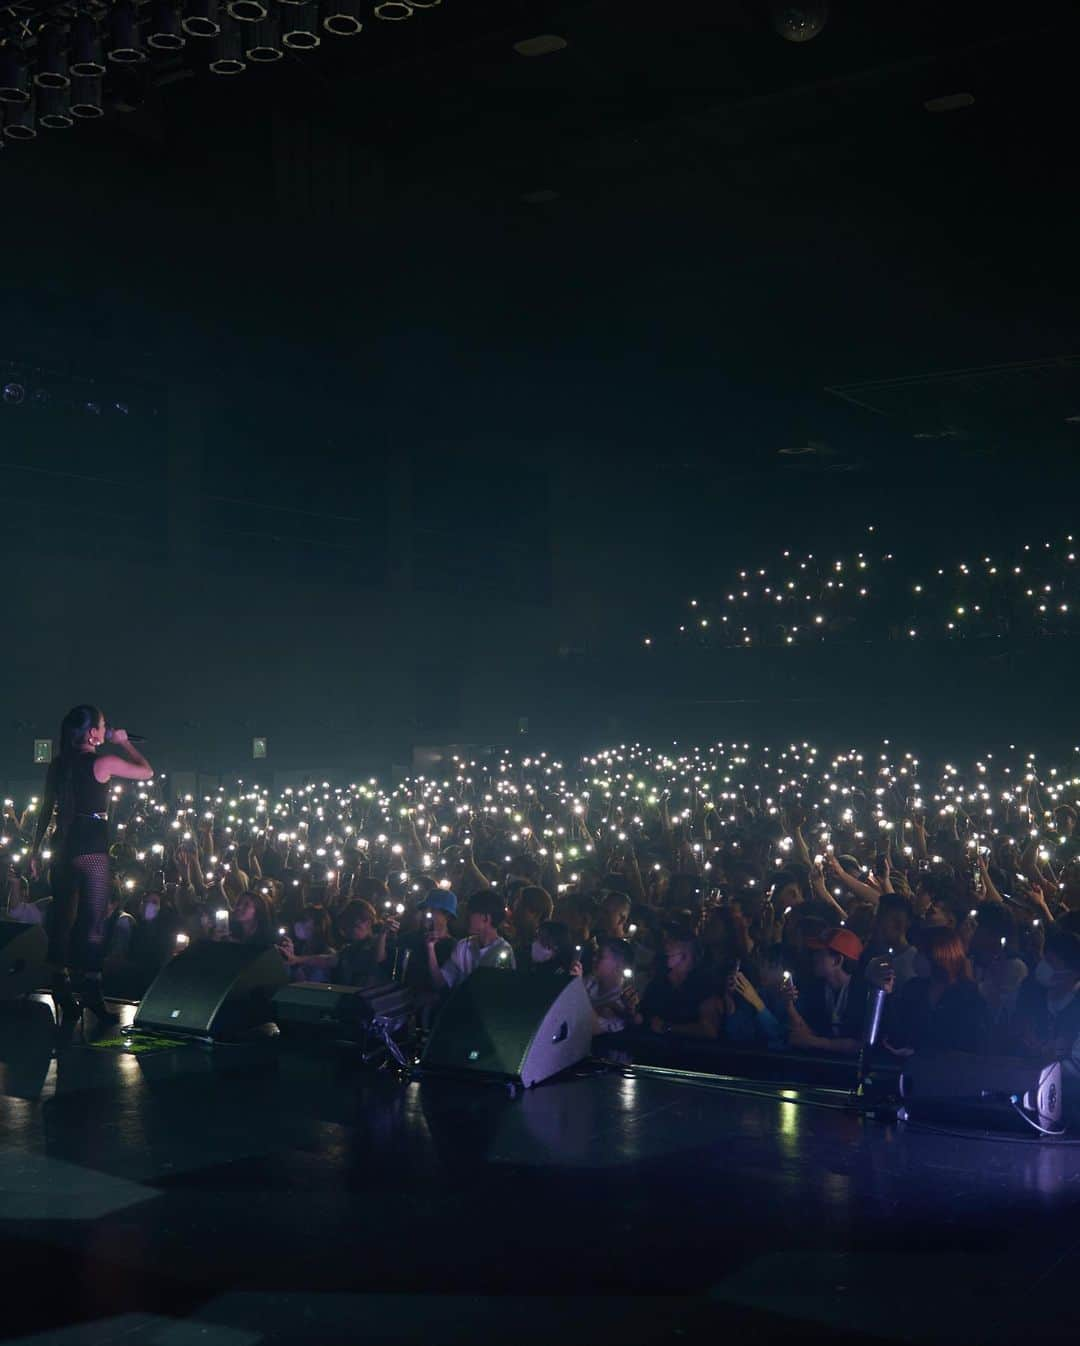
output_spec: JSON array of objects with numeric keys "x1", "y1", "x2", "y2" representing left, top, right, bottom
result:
[
  {"x1": 584, "y1": 938, "x2": 638, "y2": 1034},
  {"x1": 427, "y1": 890, "x2": 515, "y2": 991}
]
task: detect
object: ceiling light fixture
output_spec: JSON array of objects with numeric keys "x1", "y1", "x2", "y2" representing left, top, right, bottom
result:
[
  {"x1": 0, "y1": 47, "x2": 31, "y2": 104},
  {"x1": 280, "y1": 0, "x2": 321, "y2": 48},
  {"x1": 322, "y1": 0, "x2": 363, "y2": 36},
  {"x1": 38, "y1": 84, "x2": 74, "y2": 128},
  {"x1": 35, "y1": 25, "x2": 70, "y2": 90},
  {"x1": 71, "y1": 13, "x2": 108, "y2": 76},
  {"x1": 228, "y1": 0, "x2": 268, "y2": 21},
  {"x1": 109, "y1": 2, "x2": 149, "y2": 62},
  {"x1": 70, "y1": 73, "x2": 106, "y2": 118},
  {"x1": 245, "y1": 14, "x2": 284, "y2": 59},
  {"x1": 208, "y1": 23, "x2": 247, "y2": 72},
  {"x1": 183, "y1": 0, "x2": 223, "y2": 39}
]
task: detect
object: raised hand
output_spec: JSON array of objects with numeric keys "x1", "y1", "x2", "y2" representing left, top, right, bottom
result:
[{"x1": 731, "y1": 971, "x2": 764, "y2": 1012}]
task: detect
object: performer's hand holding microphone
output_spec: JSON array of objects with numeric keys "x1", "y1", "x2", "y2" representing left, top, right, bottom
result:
[{"x1": 105, "y1": 727, "x2": 146, "y2": 744}]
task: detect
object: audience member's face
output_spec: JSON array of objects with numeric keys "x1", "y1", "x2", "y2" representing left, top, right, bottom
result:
[
  {"x1": 665, "y1": 943, "x2": 693, "y2": 979},
  {"x1": 811, "y1": 949, "x2": 844, "y2": 984},
  {"x1": 773, "y1": 881, "x2": 801, "y2": 912},
  {"x1": 424, "y1": 908, "x2": 449, "y2": 936},
  {"x1": 601, "y1": 901, "x2": 629, "y2": 937},
  {"x1": 468, "y1": 912, "x2": 492, "y2": 939},
  {"x1": 235, "y1": 896, "x2": 255, "y2": 923},
  {"x1": 924, "y1": 902, "x2": 953, "y2": 928},
  {"x1": 352, "y1": 918, "x2": 373, "y2": 942},
  {"x1": 293, "y1": 918, "x2": 314, "y2": 942}
]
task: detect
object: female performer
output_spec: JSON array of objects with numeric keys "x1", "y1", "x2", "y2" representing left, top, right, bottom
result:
[{"x1": 32, "y1": 705, "x2": 154, "y2": 1026}]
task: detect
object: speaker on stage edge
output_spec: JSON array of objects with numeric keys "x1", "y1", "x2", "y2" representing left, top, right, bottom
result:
[
  {"x1": 421, "y1": 968, "x2": 594, "y2": 1087},
  {"x1": 133, "y1": 941, "x2": 287, "y2": 1041},
  {"x1": 899, "y1": 1050, "x2": 1063, "y2": 1131}
]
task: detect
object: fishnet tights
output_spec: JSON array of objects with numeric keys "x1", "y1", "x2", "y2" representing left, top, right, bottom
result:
[{"x1": 48, "y1": 852, "x2": 111, "y2": 975}]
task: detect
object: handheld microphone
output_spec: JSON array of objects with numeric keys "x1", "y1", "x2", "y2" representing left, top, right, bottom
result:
[{"x1": 105, "y1": 728, "x2": 147, "y2": 744}]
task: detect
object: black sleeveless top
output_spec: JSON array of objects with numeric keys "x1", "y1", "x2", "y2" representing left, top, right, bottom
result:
[{"x1": 59, "y1": 753, "x2": 111, "y2": 858}]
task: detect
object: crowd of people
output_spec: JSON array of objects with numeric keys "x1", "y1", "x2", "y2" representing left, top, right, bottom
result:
[
  {"x1": 4, "y1": 738, "x2": 1080, "y2": 1091},
  {"x1": 642, "y1": 530, "x2": 1078, "y2": 648}
]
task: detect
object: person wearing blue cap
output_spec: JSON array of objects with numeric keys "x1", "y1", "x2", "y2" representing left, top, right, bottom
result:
[
  {"x1": 428, "y1": 889, "x2": 515, "y2": 991},
  {"x1": 400, "y1": 889, "x2": 458, "y2": 998}
]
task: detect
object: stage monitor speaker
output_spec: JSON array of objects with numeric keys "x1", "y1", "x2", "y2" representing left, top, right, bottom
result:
[
  {"x1": 899, "y1": 1050, "x2": 1063, "y2": 1132},
  {"x1": 421, "y1": 969, "x2": 594, "y2": 1087},
  {"x1": 273, "y1": 980, "x2": 412, "y2": 1035},
  {"x1": 0, "y1": 919, "x2": 48, "y2": 1001},
  {"x1": 133, "y1": 941, "x2": 287, "y2": 1041}
]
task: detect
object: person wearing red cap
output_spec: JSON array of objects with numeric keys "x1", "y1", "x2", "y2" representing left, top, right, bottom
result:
[{"x1": 785, "y1": 926, "x2": 884, "y2": 1055}]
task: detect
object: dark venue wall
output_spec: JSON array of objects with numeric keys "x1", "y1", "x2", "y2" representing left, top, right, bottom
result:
[{"x1": 2, "y1": 0, "x2": 1078, "y2": 784}]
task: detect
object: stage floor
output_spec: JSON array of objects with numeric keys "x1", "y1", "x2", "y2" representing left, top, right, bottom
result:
[{"x1": 1, "y1": 998, "x2": 1080, "y2": 1346}]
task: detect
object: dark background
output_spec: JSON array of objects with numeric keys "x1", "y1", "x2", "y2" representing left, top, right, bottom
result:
[{"x1": 2, "y1": 0, "x2": 1078, "y2": 783}]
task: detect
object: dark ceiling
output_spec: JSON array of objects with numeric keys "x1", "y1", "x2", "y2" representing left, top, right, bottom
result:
[{"x1": 3, "y1": 0, "x2": 1079, "y2": 501}]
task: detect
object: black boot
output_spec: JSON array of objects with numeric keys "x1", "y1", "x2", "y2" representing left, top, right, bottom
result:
[
  {"x1": 76, "y1": 974, "x2": 119, "y2": 1025},
  {"x1": 50, "y1": 972, "x2": 82, "y2": 1035}
]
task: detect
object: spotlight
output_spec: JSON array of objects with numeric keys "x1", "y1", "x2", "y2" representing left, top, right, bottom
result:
[
  {"x1": 38, "y1": 85, "x2": 74, "y2": 129},
  {"x1": 0, "y1": 47, "x2": 31, "y2": 104},
  {"x1": 228, "y1": 0, "x2": 269, "y2": 20},
  {"x1": 2, "y1": 381, "x2": 28, "y2": 401},
  {"x1": 373, "y1": 1, "x2": 412, "y2": 18},
  {"x1": 70, "y1": 13, "x2": 108, "y2": 76},
  {"x1": 34, "y1": 25, "x2": 70, "y2": 90},
  {"x1": 147, "y1": 1, "x2": 187, "y2": 50},
  {"x1": 208, "y1": 24, "x2": 247, "y2": 72},
  {"x1": 279, "y1": 0, "x2": 321, "y2": 49},
  {"x1": 321, "y1": 0, "x2": 363, "y2": 36},
  {"x1": 182, "y1": 0, "x2": 222, "y2": 38},
  {"x1": 245, "y1": 15, "x2": 284, "y2": 60},
  {"x1": 109, "y1": 2, "x2": 149, "y2": 62},
  {"x1": 70, "y1": 73, "x2": 106, "y2": 118}
]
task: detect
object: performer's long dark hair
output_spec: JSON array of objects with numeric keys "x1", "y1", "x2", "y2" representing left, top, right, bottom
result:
[{"x1": 46, "y1": 704, "x2": 104, "y2": 843}]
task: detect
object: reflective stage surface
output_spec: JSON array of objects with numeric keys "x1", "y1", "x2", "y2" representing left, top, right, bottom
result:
[{"x1": 2, "y1": 999, "x2": 1079, "y2": 1345}]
